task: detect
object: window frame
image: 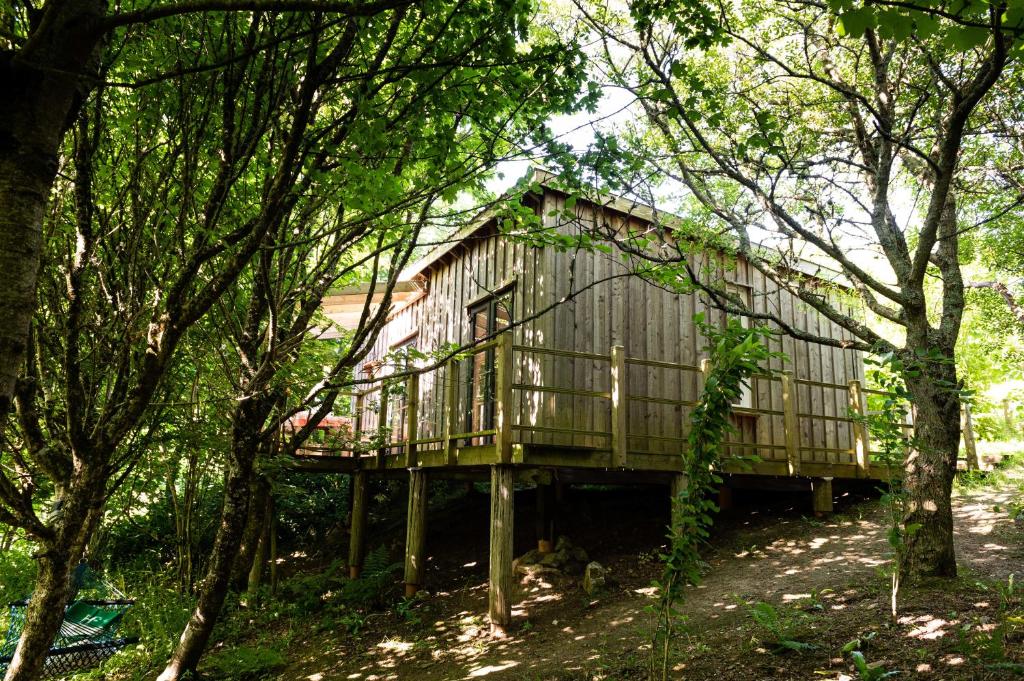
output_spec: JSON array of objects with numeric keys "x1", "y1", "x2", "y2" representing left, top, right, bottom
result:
[{"x1": 464, "y1": 289, "x2": 514, "y2": 437}]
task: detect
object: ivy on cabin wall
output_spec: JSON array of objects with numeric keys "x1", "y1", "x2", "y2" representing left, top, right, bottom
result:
[{"x1": 649, "y1": 313, "x2": 782, "y2": 679}]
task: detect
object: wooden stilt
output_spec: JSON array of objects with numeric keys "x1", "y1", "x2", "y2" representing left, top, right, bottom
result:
[
  {"x1": 489, "y1": 464, "x2": 515, "y2": 636},
  {"x1": 404, "y1": 468, "x2": 428, "y2": 597},
  {"x1": 535, "y1": 480, "x2": 554, "y2": 553},
  {"x1": 348, "y1": 470, "x2": 368, "y2": 579},
  {"x1": 717, "y1": 485, "x2": 734, "y2": 511},
  {"x1": 812, "y1": 477, "x2": 833, "y2": 516}
]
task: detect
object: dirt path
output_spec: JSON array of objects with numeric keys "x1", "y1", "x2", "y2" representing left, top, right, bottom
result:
[{"x1": 282, "y1": 470, "x2": 1023, "y2": 681}]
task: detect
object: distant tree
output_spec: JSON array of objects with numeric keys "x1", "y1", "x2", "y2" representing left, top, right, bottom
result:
[{"x1": 576, "y1": 0, "x2": 1022, "y2": 579}]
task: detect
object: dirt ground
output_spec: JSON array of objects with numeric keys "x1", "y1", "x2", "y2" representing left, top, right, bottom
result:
[{"x1": 280, "y1": 467, "x2": 1024, "y2": 681}]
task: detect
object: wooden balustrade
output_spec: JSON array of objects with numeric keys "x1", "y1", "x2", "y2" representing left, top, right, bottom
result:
[{"x1": 298, "y1": 332, "x2": 913, "y2": 478}]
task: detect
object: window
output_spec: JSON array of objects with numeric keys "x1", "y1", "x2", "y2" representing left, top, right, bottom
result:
[
  {"x1": 726, "y1": 282, "x2": 755, "y2": 409},
  {"x1": 466, "y1": 292, "x2": 513, "y2": 438}
]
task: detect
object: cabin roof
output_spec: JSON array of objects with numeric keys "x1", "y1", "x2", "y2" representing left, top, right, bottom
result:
[
  {"x1": 319, "y1": 279, "x2": 426, "y2": 335},
  {"x1": 323, "y1": 169, "x2": 849, "y2": 330},
  {"x1": 400, "y1": 167, "x2": 845, "y2": 284}
]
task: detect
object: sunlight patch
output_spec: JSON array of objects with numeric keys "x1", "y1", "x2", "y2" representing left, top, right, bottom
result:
[{"x1": 467, "y1": 661, "x2": 519, "y2": 676}]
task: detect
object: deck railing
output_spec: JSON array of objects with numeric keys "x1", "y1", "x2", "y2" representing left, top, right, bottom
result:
[{"x1": 295, "y1": 332, "x2": 980, "y2": 474}]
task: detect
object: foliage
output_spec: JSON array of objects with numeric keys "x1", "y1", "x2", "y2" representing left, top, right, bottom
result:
[
  {"x1": 744, "y1": 601, "x2": 817, "y2": 654},
  {"x1": 959, "y1": 574, "x2": 1024, "y2": 668},
  {"x1": 861, "y1": 353, "x2": 918, "y2": 617},
  {"x1": 202, "y1": 645, "x2": 287, "y2": 680},
  {"x1": 849, "y1": 650, "x2": 900, "y2": 680},
  {"x1": 650, "y1": 314, "x2": 781, "y2": 678},
  {"x1": 0, "y1": 541, "x2": 37, "y2": 609},
  {"x1": 70, "y1": 574, "x2": 197, "y2": 681}
]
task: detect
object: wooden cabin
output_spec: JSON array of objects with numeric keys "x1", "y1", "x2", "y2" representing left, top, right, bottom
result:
[{"x1": 302, "y1": 170, "x2": 892, "y2": 634}]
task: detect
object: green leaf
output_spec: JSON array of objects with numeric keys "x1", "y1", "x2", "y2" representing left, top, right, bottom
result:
[{"x1": 838, "y1": 8, "x2": 875, "y2": 37}]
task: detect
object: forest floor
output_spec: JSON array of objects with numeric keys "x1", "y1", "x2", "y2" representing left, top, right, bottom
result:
[{"x1": 272, "y1": 462, "x2": 1024, "y2": 681}]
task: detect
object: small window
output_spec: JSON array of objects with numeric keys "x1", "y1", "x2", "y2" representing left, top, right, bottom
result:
[{"x1": 726, "y1": 283, "x2": 755, "y2": 409}]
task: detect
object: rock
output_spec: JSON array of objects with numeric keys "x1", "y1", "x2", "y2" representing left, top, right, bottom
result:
[
  {"x1": 513, "y1": 536, "x2": 590, "y2": 577},
  {"x1": 583, "y1": 561, "x2": 608, "y2": 595}
]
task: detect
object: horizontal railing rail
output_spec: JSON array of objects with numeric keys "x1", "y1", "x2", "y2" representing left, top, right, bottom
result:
[{"x1": 290, "y1": 331, "x2": 986, "y2": 474}]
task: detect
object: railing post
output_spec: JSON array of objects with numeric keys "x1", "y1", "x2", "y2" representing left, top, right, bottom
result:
[
  {"x1": 494, "y1": 333, "x2": 514, "y2": 464},
  {"x1": 353, "y1": 391, "x2": 364, "y2": 455},
  {"x1": 405, "y1": 372, "x2": 420, "y2": 468},
  {"x1": 781, "y1": 371, "x2": 801, "y2": 476},
  {"x1": 848, "y1": 379, "x2": 870, "y2": 478},
  {"x1": 444, "y1": 359, "x2": 460, "y2": 466},
  {"x1": 962, "y1": 403, "x2": 980, "y2": 470},
  {"x1": 611, "y1": 345, "x2": 628, "y2": 468},
  {"x1": 376, "y1": 382, "x2": 389, "y2": 469}
]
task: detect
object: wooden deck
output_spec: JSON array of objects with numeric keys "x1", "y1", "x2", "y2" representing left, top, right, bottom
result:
[{"x1": 292, "y1": 334, "x2": 908, "y2": 481}]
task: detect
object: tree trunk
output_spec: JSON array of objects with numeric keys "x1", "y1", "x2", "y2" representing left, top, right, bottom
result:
[
  {"x1": 157, "y1": 414, "x2": 265, "y2": 680},
  {"x1": 245, "y1": 496, "x2": 273, "y2": 605},
  {"x1": 4, "y1": 467, "x2": 105, "y2": 681},
  {"x1": 231, "y1": 475, "x2": 271, "y2": 592},
  {"x1": 3, "y1": 552, "x2": 75, "y2": 681},
  {"x1": 0, "y1": 0, "x2": 105, "y2": 416},
  {"x1": 901, "y1": 358, "x2": 961, "y2": 580}
]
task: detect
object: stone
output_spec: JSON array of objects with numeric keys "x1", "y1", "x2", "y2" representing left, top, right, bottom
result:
[
  {"x1": 582, "y1": 562, "x2": 608, "y2": 595},
  {"x1": 513, "y1": 536, "x2": 590, "y2": 577}
]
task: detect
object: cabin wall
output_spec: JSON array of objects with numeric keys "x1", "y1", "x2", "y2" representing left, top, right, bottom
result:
[{"x1": 359, "y1": 188, "x2": 865, "y2": 468}]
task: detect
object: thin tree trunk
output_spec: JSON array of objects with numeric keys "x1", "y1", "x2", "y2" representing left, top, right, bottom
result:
[
  {"x1": 901, "y1": 359, "x2": 961, "y2": 579},
  {"x1": 231, "y1": 475, "x2": 271, "y2": 592},
  {"x1": 157, "y1": 408, "x2": 267, "y2": 681},
  {"x1": 245, "y1": 496, "x2": 272, "y2": 605}
]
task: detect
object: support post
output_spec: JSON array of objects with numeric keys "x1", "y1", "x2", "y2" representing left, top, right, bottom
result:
[
  {"x1": 611, "y1": 345, "x2": 628, "y2": 468},
  {"x1": 535, "y1": 479, "x2": 554, "y2": 553},
  {"x1": 670, "y1": 473, "x2": 687, "y2": 529},
  {"x1": 405, "y1": 372, "x2": 420, "y2": 468},
  {"x1": 781, "y1": 371, "x2": 801, "y2": 476},
  {"x1": 444, "y1": 359, "x2": 460, "y2": 466},
  {"x1": 489, "y1": 464, "x2": 515, "y2": 636},
  {"x1": 962, "y1": 403, "x2": 980, "y2": 471},
  {"x1": 848, "y1": 379, "x2": 870, "y2": 478},
  {"x1": 495, "y1": 332, "x2": 514, "y2": 464},
  {"x1": 812, "y1": 477, "x2": 833, "y2": 516},
  {"x1": 404, "y1": 469, "x2": 428, "y2": 597},
  {"x1": 717, "y1": 485, "x2": 734, "y2": 511},
  {"x1": 348, "y1": 470, "x2": 368, "y2": 579}
]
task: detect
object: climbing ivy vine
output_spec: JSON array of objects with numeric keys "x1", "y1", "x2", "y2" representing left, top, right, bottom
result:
[{"x1": 651, "y1": 314, "x2": 782, "y2": 679}]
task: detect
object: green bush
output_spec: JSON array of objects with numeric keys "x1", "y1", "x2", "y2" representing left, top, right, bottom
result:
[
  {"x1": 0, "y1": 540, "x2": 37, "y2": 603},
  {"x1": 203, "y1": 645, "x2": 286, "y2": 680},
  {"x1": 72, "y1": 574, "x2": 197, "y2": 681}
]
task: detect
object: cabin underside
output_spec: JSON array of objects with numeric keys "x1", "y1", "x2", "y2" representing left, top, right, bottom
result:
[{"x1": 289, "y1": 334, "x2": 910, "y2": 634}]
